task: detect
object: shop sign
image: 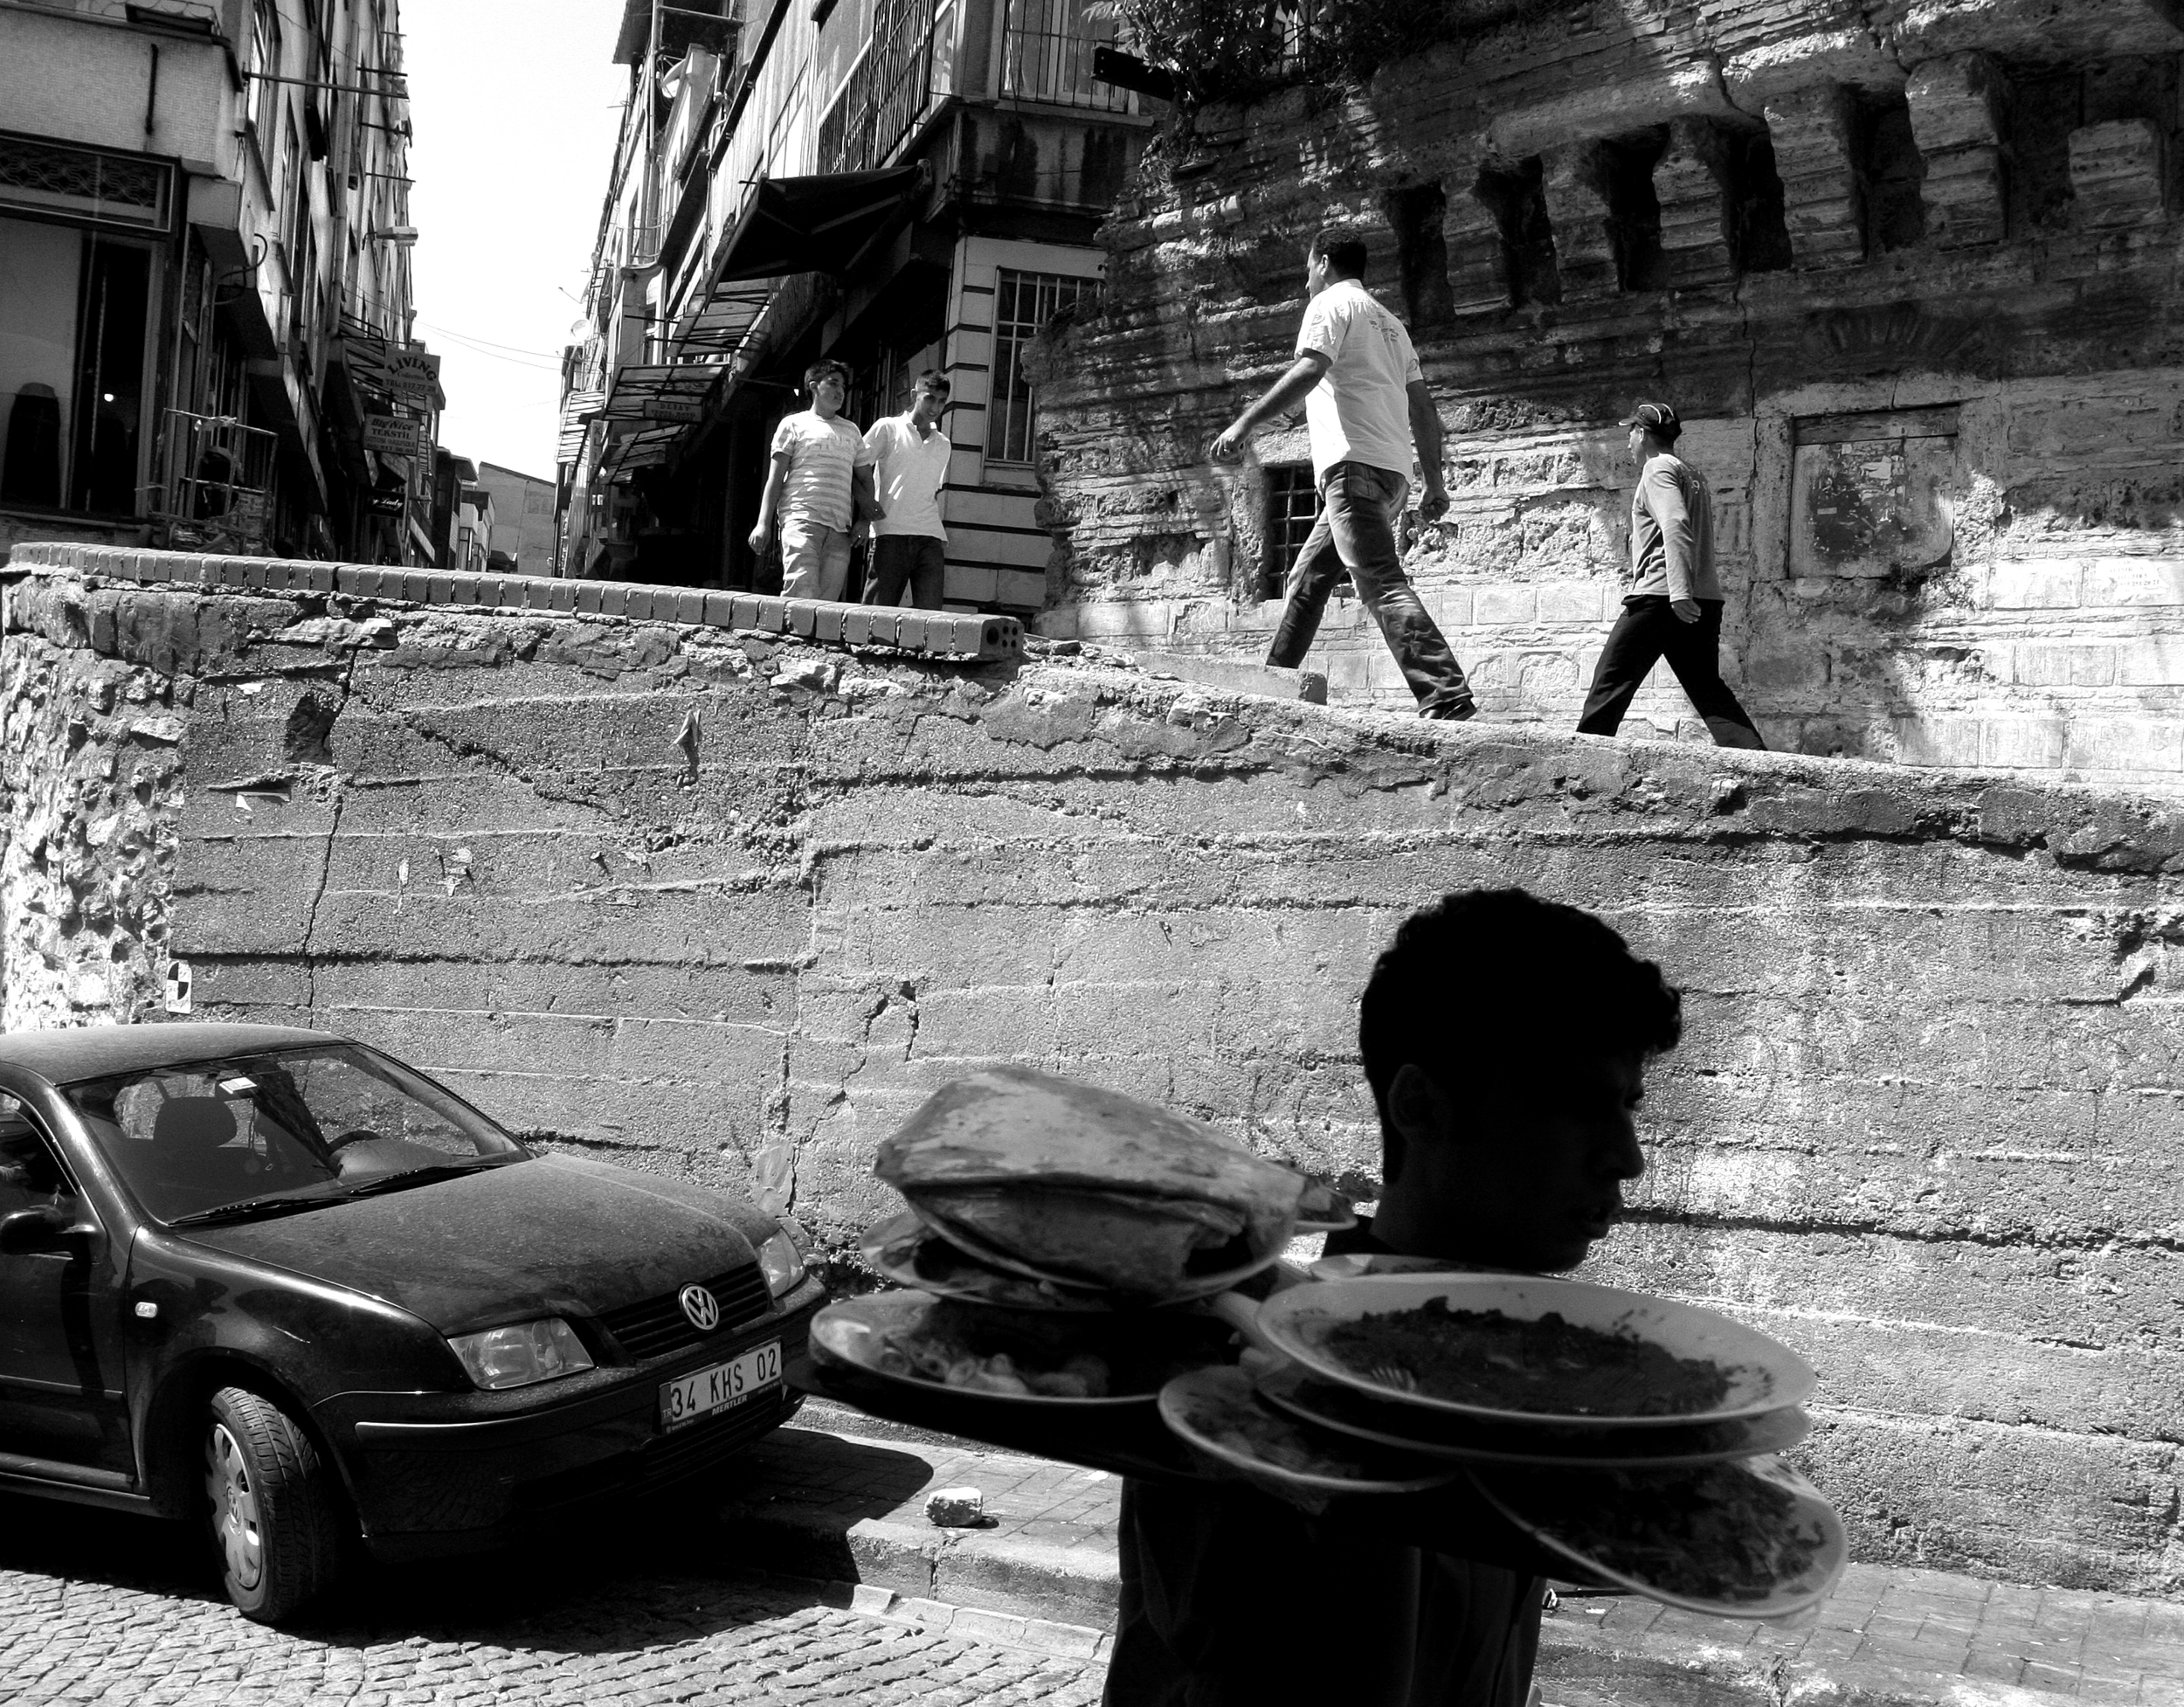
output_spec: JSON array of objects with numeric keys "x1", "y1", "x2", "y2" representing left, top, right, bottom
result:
[
  {"x1": 643, "y1": 397, "x2": 706, "y2": 423},
  {"x1": 384, "y1": 344, "x2": 442, "y2": 397},
  {"x1": 362, "y1": 415, "x2": 425, "y2": 457}
]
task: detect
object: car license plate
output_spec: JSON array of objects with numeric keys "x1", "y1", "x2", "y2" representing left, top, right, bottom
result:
[{"x1": 659, "y1": 1341, "x2": 781, "y2": 1430}]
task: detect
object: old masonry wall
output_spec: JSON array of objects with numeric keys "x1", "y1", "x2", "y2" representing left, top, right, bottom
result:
[
  {"x1": 1032, "y1": 0, "x2": 2184, "y2": 793},
  {"x1": 3, "y1": 544, "x2": 2182, "y2": 1596}
]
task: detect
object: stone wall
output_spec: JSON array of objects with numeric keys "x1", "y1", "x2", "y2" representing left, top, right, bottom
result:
[
  {"x1": 4, "y1": 547, "x2": 2182, "y2": 1596},
  {"x1": 1031, "y1": 0, "x2": 2184, "y2": 792}
]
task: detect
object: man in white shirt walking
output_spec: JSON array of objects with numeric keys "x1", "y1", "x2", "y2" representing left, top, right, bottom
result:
[
  {"x1": 862, "y1": 371, "x2": 953, "y2": 609},
  {"x1": 1210, "y1": 230, "x2": 1476, "y2": 720},
  {"x1": 1575, "y1": 400, "x2": 1765, "y2": 749},
  {"x1": 748, "y1": 359, "x2": 877, "y2": 602}
]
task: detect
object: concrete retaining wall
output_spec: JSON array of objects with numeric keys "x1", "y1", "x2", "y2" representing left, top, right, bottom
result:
[{"x1": 3, "y1": 545, "x2": 2181, "y2": 1595}]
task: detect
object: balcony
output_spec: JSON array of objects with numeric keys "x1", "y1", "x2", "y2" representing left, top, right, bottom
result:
[
  {"x1": 817, "y1": 0, "x2": 956, "y2": 178},
  {"x1": 999, "y1": 0, "x2": 1132, "y2": 113}
]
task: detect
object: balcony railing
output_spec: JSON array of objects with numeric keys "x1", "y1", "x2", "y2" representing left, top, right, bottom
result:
[
  {"x1": 999, "y1": 0, "x2": 1132, "y2": 112},
  {"x1": 816, "y1": 0, "x2": 954, "y2": 177}
]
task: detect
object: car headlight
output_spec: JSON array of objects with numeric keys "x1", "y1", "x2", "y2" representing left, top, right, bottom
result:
[
  {"x1": 448, "y1": 1317, "x2": 595, "y2": 1390},
  {"x1": 757, "y1": 1227, "x2": 805, "y2": 1297}
]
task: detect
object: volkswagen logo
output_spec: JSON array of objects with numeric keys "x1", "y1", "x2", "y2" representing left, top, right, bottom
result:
[{"x1": 679, "y1": 1284, "x2": 721, "y2": 1332}]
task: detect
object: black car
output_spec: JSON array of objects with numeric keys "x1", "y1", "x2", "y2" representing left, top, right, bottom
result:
[{"x1": 0, "y1": 1023, "x2": 826, "y2": 1621}]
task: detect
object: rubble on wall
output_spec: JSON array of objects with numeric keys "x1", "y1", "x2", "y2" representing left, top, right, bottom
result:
[
  {"x1": 1031, "y1": 0, "x2": 2184, "y2": 791},
  {"x1": 0, "y1": 581, "x2": 190, "y2": 1030}
]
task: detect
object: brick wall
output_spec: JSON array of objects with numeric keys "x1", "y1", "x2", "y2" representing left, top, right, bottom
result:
[
  {"x1": 4, "y1": 549, "x2": 2182, "y2": 1596},
  {"x1": 1030, "y1": 0, "x2": 2184, "y2": 792}
]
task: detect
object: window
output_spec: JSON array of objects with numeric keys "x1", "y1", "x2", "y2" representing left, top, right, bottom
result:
[
  {"x1": 1594, "y1": 130, "x2": 1669, "y2": 292},
  {"x1": 249, "y1": 1, "x2": 283, "y2": 149},
  {"x1": 986, "y1": 268, "x2": 1090, "y2": 466},
  {"x1": 1472, "y1": 157, "x2": 1561, "y2": 308},
  {"x1": 1852, "y1": 88, "x2": 1927, "y2": 254},
  {"x1": 0, "y1": 133, "x2": 173, "y2": 232},
  {"x1": 1261, "y1": 464, "x2": 1318, "y2": 598},
  {"x1": 0, "y1": 1095, "x2": 76, "y2": 1220},
  {"x1": 1, "y1": 218, "x2": 156, "y2": 515},
  {"x1": 1386, "y1": 183, "x2": 1453, "y2": 328},
  {"x1": 999, "y1": 0, "x2": 1130, "y2": 111}
]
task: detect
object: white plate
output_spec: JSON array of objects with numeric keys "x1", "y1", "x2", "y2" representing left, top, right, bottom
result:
[
  {"x1": 808, "y1": 1289, "x2": 1231, "y2": 1410},
  {"x1": 1158, "y1": 1365, "x2": 1457, "y2": 1495},
  {"x1": 660, "y1": 1341, "x2": 781, "y2": 1430},
  {"x1": 1256, "y1": 1274, "x2": 1817, "y2": 1428},
  {"x1": 1252, "y1": 1363, "x2": 1813, "y2": 1467},
  {"x1": 1309, "y1": 1253, "x2": 1472, "y2": 1282},
  {"x1": 1470, "y1": 1455, "x2": 1848, "y2": 1619}
]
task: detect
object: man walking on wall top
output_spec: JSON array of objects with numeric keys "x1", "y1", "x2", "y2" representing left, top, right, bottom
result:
[
  {"x1": 1210, "y1": 230, "x2": 1477, "y2": 721},
  {"x1": 1576, "y1": 402, "x2": 1766, "y2": 749}
]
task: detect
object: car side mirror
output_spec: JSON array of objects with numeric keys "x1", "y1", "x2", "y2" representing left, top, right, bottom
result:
[{"x1": 0, "y1": 1205, "x2": 86, "y2": 1255}]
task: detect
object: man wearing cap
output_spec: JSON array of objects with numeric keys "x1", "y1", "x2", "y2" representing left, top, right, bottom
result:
[
  {"x1": 1576, "y1": 402, "x2": 1766, "y2": 750},
  {"x1": 1209, "y1": 229, "x2": 1476, "y2": 721}
]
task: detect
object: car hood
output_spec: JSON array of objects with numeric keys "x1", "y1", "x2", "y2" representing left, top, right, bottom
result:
[{"x1": 183, "y1": 1153, "x2": 778, "y2": 1334}]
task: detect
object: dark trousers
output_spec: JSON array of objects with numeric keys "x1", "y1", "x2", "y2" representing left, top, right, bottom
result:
[
  {"x1": 1266, "y1": 461, "x2": 1474, "y2": 716},
  {"x1": 866, "y1": 535, "x2": 946, "y2": 609},
  {"x1": 1577, "y1": 596, "x2": 1766, "y2": 748}
]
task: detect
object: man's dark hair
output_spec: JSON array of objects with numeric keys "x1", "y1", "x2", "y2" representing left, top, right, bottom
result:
[
  {"x1": 1309, "y1": 229, "x2": 1369, "y2": 281},
  {"x1": 804, "y1": 358, "x2": 851, "y2": 394},
  {"x1": 914, "y1": 370, "x2": 950, "y2": 397},
  {"x1": 1359, "y1": 888, "x2": 1682, "y2": 1183}
]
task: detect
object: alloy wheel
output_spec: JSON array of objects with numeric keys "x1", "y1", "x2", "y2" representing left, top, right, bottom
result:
[{"x1": 206, "y1": 1420, "x2": 265, "y2": 1591}]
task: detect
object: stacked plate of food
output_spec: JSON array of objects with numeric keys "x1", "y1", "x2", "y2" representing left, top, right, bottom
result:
[
  {"x1": 1234, "y1": 1272, "x2": 1843, "y2": 1615},
  {"x1": 809, "y1": 1065, "x2": 1349, "y2": 1416}
]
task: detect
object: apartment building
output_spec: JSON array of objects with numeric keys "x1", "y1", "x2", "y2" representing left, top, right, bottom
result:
[
  {"x1": 556, "y1": 0, "x2": 1151, "y2": 612},
  {"x1": 0, "y1": 0, "x2": 442, "y2": 565}
]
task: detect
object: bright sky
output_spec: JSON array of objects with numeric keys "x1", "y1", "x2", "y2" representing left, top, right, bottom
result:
[{"x1": 402, "y1": 2, "x2": 630, "y2": 480}]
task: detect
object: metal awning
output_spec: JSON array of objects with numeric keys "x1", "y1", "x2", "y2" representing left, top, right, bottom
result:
[
  {"x1": 710, "y1": 165, "x2": 923, "y2": 283},
  {"x1": 596, "y1": 361, "x2": 727, "y2": 424},
  {"x1": 668, "y1": 280, "x2": 776, "y2": 362},
  {"x1": 599, "y1": 424, "x2": 689, "y2": 478},
  {"x1": 558, "y1": 390, "x2": 604, "y2": 464}
]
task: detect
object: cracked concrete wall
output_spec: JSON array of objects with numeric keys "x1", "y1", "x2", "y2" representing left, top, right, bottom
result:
[
  {"x1": 3, "y1": 561, "x2": 2182, "y2": 1596},
  {"x1": 1032, "y1": 0, "x2": 2184, "y2": 792}
]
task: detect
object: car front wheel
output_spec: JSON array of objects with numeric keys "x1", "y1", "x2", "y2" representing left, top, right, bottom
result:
[{"x1": 204, "y1": 1386, "x2": 344, "y2": 1622}]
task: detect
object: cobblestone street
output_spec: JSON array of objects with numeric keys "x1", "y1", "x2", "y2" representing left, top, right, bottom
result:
[{"x1": 0, "y1": 1493, "x2": 1107, "y2": 1706}]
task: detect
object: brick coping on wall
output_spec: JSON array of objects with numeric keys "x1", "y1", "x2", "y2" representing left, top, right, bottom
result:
[{"x1": 1, "y1": 542, "x2": 1024, "y2": 662}]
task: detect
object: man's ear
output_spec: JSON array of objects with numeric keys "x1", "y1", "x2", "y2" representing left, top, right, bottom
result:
[{"x1": 1385, "y1": 1063, "x2": 1456, "y2": 1151}]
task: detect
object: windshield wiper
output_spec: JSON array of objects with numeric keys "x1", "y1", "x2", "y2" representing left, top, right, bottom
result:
[
  {"x1": 337, "y1": 1158, "x2": 509, "y2": 1199},
  {"x1": 165, "y1": 1191, "x2": 349, "y2": 1227}
]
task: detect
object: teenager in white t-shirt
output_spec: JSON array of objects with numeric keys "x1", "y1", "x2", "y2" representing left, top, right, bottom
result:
[
  {"x1": 861, "y1": 370, "x2": 952, "y2": 610},
  {"x1": 1209, "y1": 231, "x2": 1476, "y2": 720},
  {"x1": 748, "y1": 359, "x2": 877, "y2": 602}
]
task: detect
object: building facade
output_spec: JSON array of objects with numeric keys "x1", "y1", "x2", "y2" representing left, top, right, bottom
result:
[
  {"x1": 1034, "y1": 0, "x2": 2184, "y2": 791},
  {"x1": 0, "y1": 0, "x2": 442, "y2": 567},
  {"x1": 556, "y1": 0, "x2": 1151, "y2": 613},
  {"x1": 475, "y1": 460, "x2": 556, "y2": 574}
]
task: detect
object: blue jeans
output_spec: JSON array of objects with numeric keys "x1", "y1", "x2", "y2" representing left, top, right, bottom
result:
[
  {"x1": 1266, "y1": 461, "x2": 1473, "y2": 715},
  {"x1": 1577, "y1": 596, "x2": 1766, "y2": 749},
  {"x1": 867, "y1": 535, "x2": 946, "y2": 609}
]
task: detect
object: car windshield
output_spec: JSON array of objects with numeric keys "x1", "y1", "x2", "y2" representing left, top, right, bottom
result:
[{"x1": 62, "y1": 1043, "x2": 529, "y2": 1225}]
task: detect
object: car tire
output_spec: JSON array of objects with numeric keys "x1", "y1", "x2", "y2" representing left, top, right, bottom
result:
[{"x1": 204, "y1": 1386, "x2": 345, "y2": 1623}]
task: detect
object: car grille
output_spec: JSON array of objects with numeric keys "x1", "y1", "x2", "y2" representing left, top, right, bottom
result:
[
  {"x1": 511, "y1": 1387, "x2": 791, "y2": 1512},
  {"x1": 593, "y1": 1265, "x2": 771, "y2": 1360}
]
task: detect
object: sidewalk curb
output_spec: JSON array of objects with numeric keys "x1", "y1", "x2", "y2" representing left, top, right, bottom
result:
[
  {"x1": 719, "y1": 1429, "x2": 1122, "y2": 1633},
  {"x1": 731, "y1": 1569, "x2": 1113, "y2": 1661},
  {"x1": 1537, "y1": 1616, "x2": 2184, "y2": 1707}
]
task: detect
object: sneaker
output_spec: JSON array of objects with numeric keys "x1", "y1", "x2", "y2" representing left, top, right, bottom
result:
[{"x1": 1423, "y1": 701, "x2": 1477, "y2": 722}]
